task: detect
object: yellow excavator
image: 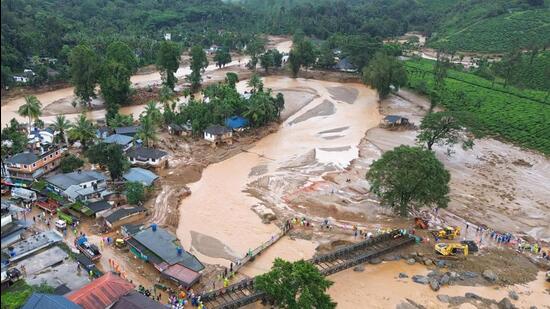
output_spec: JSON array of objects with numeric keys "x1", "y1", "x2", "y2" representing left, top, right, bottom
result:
[
  {"x1": 432, "y1": 226, "x2": 461, "y2": 240},
  {"x1": 435, "y1": 242, "x2": 469, "y2": 257}
]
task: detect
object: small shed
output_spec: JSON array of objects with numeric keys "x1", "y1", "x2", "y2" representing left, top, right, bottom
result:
[
  {"x1": 204, "y1": 125, "x2": 232, "y2": 145},
  {"x1": 224, "y1": 116, "x2": 249, "y2": 131}
]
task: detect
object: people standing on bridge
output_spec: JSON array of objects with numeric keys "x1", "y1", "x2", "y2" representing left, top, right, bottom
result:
[{"x1": 230, "y1": 262, "x2": 233, "y2": 273}]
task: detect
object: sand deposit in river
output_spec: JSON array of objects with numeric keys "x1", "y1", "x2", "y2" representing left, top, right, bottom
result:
[{"x1": 177, "y1": 76, "x2": 380, "y2": 266}]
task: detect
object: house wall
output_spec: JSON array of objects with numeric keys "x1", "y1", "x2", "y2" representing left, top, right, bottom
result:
[
  {"x1": 129, "y1": 156, "x2": 167, "y2": 167},
  {"x1": 6, "y1": 148, "x2": 64, "y2": 177}
]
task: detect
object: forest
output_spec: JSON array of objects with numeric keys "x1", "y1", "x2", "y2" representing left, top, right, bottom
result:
[{"x1": 2, "y1": 0, "x2": 549, "y2": 88}]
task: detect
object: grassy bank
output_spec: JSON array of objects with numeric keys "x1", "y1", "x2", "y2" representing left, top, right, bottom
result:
[
  {"x1": 1, "y1": 281, "x2": 54, "y2": 309},
  {"x1": 404, "y1": 59, "x2": 550, "y2": 155}
]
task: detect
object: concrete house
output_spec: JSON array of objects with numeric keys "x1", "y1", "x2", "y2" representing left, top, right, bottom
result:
[
  {"x1": 126, "y1": 147, "x2": 168, "y2": 168},
  {"x1": 3, "y1": 147, "x2": 65, "y2": 181},
  {"x1": 168, "y1": 122, "x2": 192, "y2": 136},
  {"x1": 46, "y1": 170, "x2": 107, "y2": 202},
  {"x1": 204, "y1": 125, "x2": 232, "y2": 145}
]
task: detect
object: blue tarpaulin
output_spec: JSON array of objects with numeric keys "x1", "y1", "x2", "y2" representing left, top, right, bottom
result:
[{"x1": 224, "y1": 116, "x2": 249, "y2": 129}]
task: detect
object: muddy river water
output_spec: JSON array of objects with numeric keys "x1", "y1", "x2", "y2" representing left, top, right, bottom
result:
[{"x1": 176, "y1": 76, "x2": 380, "y2": 267}]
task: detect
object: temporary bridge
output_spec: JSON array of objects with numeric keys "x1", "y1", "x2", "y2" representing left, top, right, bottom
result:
[{"x1": 199, "y1": 230, "x2": 415, "y2": 308}]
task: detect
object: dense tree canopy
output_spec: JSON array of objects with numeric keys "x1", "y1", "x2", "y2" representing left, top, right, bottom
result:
[
  {"x1": 187, "y1": 45, "x2": 209, "y2": 91},
  {"x1": 362, "y1": 52, "x2": 407, "y2": 99},
  {"x1": 366, "y1": 145, "x2": 450, "y2": 216},
  {"x1": 86, "y1": 142, "x2": 129, "y2": 180},
  {"x1": 256, "y1": 258, "x2": 336, "y2": 309},
  {"x1": 157, "y1": 41, "x2": 181, "y2": 90}
]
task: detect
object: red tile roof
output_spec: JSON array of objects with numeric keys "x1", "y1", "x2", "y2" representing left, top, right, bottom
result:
[{"x1": 67, "y1": 273, "x2": 134, "y2": 309}]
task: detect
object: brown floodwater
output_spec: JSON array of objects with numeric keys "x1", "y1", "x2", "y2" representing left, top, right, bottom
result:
[
  {"x1": 328, "y1": 261, "x2": 550, "y2": 308},
  {"x1": 176, "y1": 76, "x2": 381, "y2": 266}
]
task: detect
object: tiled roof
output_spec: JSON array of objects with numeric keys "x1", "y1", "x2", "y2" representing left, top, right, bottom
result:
[{"x1": 67, "y1": 273, "x2": 134, "y2": 309}]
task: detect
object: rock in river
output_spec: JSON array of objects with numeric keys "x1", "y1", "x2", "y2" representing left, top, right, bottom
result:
[
  {"x1": 412, "y1": 275, "x2": 429, "y2": 284},
  {"x1": 482, "y1": 269, "x2": 498, "y2": 282},
  {"x1": 429, "y1": 279, "x2": 441, "y2": 291},
  {"x1": 353, "y1": 264, "x2": 365, "y2": 272}
]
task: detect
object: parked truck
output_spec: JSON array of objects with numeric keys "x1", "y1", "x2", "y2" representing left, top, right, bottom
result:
[
  {"x1": 34, "y1": 197, "x2": 59, "y2": 214},
  {"x1": 10, "y1": 187, "x2": 37, "y2": 202},
  {"x1": 75, "y1": 236, "x2": 101, "y2": 261}
]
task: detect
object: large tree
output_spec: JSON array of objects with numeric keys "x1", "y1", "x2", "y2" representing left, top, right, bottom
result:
[
  {"x1": 288, "y1": 37, "x2": 317, "y2": 77},
  {"x1": 213, "y1": 47, "x2": 232, "y2": 68},
  {"x1": 256, "y1": 259, "x2": 336, "y2": 309},
  {"x1": 362, "y1": 52, "x2": 407, "y2": 99},
  {"x1": 86, "y1": 142, "x2": 129, "y2": 180},
  {"x1": 417, "y1": 112, "x2": 473, "y2": 151},
  {"x1": 106, "y1": 41, "x2": 137, "y2": 73},
  {"x1": 126, "y1": 181, "x2": 145, "y2": 205},
  {"x1": 17, "y1": 95, "x2": 42, "y2": 131},
  {"x1": 245, "y1": 36, "x2": 266, "y2": 69},
  {"x1": 366, "y1": 146, "x2": 450, "y2": 216},
  {"x1": 69, "y1": 44, "x2": 99, "y2": 106},
  {"x1": 99, "y1": 61, "x2": 131, "y2": 120},
  {"x1": 156, "y1": 41, "x2": 180, "y2": 90},
  {"x1": 187, "y1": 45, "x2": 208, "y2": 92}
]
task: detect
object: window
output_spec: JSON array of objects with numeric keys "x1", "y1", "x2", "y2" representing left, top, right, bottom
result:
[
  {"x1": 82, "y1": 184, "x2": 87, "y2": 188},
  {"x1": 23, "y1": 165, "x2": 28, "y2": 169},
  {"x1": 32, "y1": 163, "x2": 36, "y2": 167},
  {"x1": 43, "y1": 158, "x2": 47, "y2": 161},
  {"x1": 49, "y1": 154, "x2": 53, "y2": 158},
  {"x1": 151, "y1": 158, "x2": 156, "y2": 162},
  {"x1": 55, "y1": 151, "x2": 59, "y2": 155}
]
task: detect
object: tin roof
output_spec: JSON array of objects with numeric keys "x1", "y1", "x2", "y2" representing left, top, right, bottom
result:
[{"x1": 67, "y1": 273, "x2": 134, "y2": 309}]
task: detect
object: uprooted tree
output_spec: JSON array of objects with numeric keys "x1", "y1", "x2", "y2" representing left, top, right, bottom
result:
[
  {"x1": 255, "y1": 258, "x2": 336, "y2": 309},
  {"x1": 366, "y1": 145, "x2": 450, "y2": 216}
]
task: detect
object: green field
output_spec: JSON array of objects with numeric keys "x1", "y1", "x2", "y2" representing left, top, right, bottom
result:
[
  {"x1": 430, "y1": 8, "x2": 550, "y2": 53},
  {"x1": 404, "y1": 59, "x2": 550, "y2": 155}
]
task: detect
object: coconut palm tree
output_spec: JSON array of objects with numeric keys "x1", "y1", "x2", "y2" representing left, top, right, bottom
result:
[
  {"x1": 136, "y1": 114, "x2": 158, "y2": 147},
  {"x1": 69, "y1": 113, "x2": 96, "y2": 148},
  {"x1": 18, "y1": 95, "x2": 42, "y2": 132},
  {"x1": 52, "y1": 115, "x2": 72, "y2": 146},
  {"x1": 143, "y1": 101, "x2": 162, "y2": 125}
]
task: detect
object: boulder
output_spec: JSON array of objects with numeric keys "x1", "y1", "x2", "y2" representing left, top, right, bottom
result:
[
  {"x1": 482, "y1": 269, "x2": 498, "y2": 282},
  {"x1": 353, "y1": 264, "x2": 365, "y2": 272},
  {"x1": 465, "y1": 292, "x2": 482, "y2": 300},
  {"x1": 424, "y1": 258, "x2": 433, "y2": 266},
  {"x1": 412, "y1": 275, "x2": 429, "y2": 284},
  {"x1": 429, "y1": 279, "x2": 441, "y2": 291},
  {"x1": 439, "y1": 274, "x2": 450, "y2": 286},
  {"x1": 498, "y1": 297, "x2": 516, "y2": 309},
  {"x1": 383, "y1": 255, "x2": 399, "y2": 261},
  {"x1": 436, "y1": 260, "x2": 446, "y2": 268},
  {"x1": 449, "y1": 271, "x2": 459, "y2": 280},
  {"x1": 427, "y1": 270, "x2": 440, "y2": 278},
  {"x1": 399, "y1": 272, "x2": 409, "y2": 278},
  {"x1": 406, "y1": 258, "x2": 416, "y2": 265},
  {"x1": 508, "y1": 291, "x2": 519, "y2": 301},
  {"x1": 462, "y1": 271, "x2": 478, "y2": 279},
  {"x1": 436, "y1": 295, "x2": 451, "y2": 303},
  {"x1": 369, "y1": 258, "x2": 382, "y2": 265}
]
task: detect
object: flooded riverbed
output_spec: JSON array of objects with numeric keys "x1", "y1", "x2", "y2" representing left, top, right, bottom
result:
[
  {"x1": 328, "y1": 261, "x2": 550, "y2": 309},
  {"x1": 176, "y1": 76, "x2": 380, "y2": 266}
]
